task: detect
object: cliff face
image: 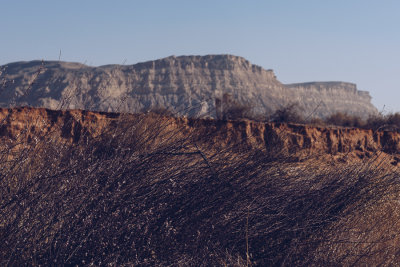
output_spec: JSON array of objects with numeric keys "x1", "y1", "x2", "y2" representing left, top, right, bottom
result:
[
  {"x1": 0, "y1": 107, "x2": 397, "y2": 158},
  {"x1": 0, "y1": 55, "x2": 377, "y2": 118},
  {"x1": 285, "y1": 82, "x2": 375, "y2": 118}
]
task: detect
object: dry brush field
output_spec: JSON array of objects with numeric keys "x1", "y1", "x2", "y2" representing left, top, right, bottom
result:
[{"x1": 1, "y1": 107, "x2": 400, "y2": 266}]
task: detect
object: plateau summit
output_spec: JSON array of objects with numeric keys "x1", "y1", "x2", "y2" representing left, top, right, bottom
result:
[{"x1": 0, "y1": 55, "x2": 377, "y2": 118}]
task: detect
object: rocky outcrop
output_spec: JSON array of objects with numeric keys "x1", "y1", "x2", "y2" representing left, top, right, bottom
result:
[{"x1": 0, "y1": 55, "x2": 378, "y2": 118}]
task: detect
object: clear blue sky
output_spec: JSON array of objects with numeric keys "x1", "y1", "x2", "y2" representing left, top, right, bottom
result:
[{"x1": 1, "y1": 0, "x2": 399, "y2": 111}]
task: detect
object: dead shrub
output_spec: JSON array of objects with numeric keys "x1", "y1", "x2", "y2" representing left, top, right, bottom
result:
[
  {"x1": 364, "y1": 112, "x2": 400, "y2": 131},
  {"x1": 215, "y1": 93, "x2": 254, "y2": 120},
  {"x1": 325, "y1": 112, "x2": 364, "y2": 128},
  {"x1": 271, "y1": 103, "x2": 304, "y2": 124}
]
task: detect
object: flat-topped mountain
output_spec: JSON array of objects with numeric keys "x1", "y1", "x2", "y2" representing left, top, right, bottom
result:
[
  {"x1": 285, "y1": 81, "x2": 376, "y2": 118},
  {"x1": 0, "y1": 55, "x2": 378, "y2": 118}
]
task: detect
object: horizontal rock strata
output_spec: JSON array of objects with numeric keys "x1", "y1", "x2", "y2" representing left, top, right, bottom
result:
[{"x1": 0, "y1": 55, "x2": 377, "y2": 118}]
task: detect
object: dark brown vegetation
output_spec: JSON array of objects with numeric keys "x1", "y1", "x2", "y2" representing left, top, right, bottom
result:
[
  {"x1": 225, "y1": 99, "x2": 400, "y2": 132},
  {"x1": 215, "y1": 93, "x2": 254, "y2": 121},
  {"x1": 324, "y1": 112, "x2": 364, "y2": 128},
  {"x1": 270, "y1": 102, "x2": 304, "y2": 124},
  {"x1": 1, "y1": 107, "x2": 400, "y2": 266}
]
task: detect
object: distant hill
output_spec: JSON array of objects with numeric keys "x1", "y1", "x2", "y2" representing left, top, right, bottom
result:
[{"x1": 0, "y1": 55, "x2": 378, "y2": 118}]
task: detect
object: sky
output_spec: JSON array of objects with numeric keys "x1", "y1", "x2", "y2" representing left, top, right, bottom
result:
[{"x1": 1, "y1": 0, "x2": 399, "y2": 111}]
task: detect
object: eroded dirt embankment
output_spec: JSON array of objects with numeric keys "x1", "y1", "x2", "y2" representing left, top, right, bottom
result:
[
  {"x1": 0, "y1": 107, "x2": 399, "y2": 156},
  {"x1": 2, "y1": 106, "x2": 400, "y2": 266},
  {"x1": 187, "y1": 119, "x2": 400, "y2": 154}
]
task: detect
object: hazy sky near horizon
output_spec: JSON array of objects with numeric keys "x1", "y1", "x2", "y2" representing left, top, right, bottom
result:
[{"x1": 1, "y1": 0, "x2": 399, "y2": 111}]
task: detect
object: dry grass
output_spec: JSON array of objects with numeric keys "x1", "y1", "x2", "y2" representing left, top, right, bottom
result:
[{"x1": 0, "y1": 109, "x2": 400, "y2": 266}]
